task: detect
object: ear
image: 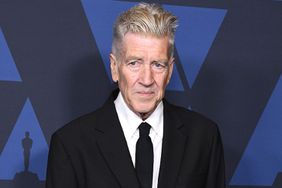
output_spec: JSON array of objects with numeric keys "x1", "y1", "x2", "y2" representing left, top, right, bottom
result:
[
  {"x1": 110, "y1": 53, "x2": 119, "y2": 82},
  {"x1": 166, "y1": 57, "x2": 175, "y2": 85}
]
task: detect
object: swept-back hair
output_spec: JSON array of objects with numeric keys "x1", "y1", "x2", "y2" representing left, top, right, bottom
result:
[{"x1": 112, "y1": 2, "x2": 178, "y2": 59}]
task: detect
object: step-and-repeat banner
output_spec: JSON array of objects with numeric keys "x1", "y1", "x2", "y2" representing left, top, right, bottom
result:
[{"x1": 0, "y1": 0, "x2": 281, "y2": 187}]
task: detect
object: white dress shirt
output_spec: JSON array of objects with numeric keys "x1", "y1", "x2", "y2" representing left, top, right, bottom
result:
[{"x1": 114, "y1": 92, "x2": 163, "y2": 188}]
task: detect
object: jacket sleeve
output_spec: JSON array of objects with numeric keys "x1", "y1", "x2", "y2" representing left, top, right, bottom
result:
[
  {"x1": 45, "y1": 133, "x2": 79, "y2": 188},
  {"x1": 205, "y1": 126, "x2": 226, "y2": 188}
]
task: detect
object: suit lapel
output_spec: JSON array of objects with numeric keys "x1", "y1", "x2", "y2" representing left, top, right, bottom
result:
[
  {"x1": 92, "y1": 93, "x2": 187, "y2": 188},
  {"x1": 94, "y1": 96, "x2": 140, "y2": 188},
  {"x1": 157, "y1": 101, "x2": 188, "y2": 188}
]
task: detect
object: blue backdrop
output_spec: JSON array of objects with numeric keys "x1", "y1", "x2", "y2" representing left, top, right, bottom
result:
[{"x1": 0, "y1": 0, "x2": 281, "y2": 187}]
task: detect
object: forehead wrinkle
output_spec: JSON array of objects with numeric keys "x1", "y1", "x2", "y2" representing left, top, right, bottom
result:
[{"x1": 121, "y1": 33, "x2": 170, "y2": 63}]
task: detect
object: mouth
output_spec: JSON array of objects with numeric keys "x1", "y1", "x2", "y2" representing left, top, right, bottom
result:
[{"x1": 136, "y1": 91, "x2": 155, "y2": 96}]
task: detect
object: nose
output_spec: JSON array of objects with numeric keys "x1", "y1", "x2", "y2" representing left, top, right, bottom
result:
[{"x1": 139, "y1": 64, "x2": 154, "y2": 86}]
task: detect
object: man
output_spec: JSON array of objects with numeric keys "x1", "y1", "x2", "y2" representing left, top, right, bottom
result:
[{"x1": 46, "y1": 3, "x2": 225, "y2": 188}]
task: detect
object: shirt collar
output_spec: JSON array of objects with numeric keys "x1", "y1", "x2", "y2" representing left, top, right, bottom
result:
[{"x1": 114, "y1": 92, "x2": 163, "y2": 139}]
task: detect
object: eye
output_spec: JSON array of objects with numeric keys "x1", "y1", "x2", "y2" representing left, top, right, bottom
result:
[
  {"x1": 126, "y1": 60, "x2": 141, "y2": 71},
  {"x1": 154, "y1": 63, "x2": 164, "y2": 68},
  {"x1": 152, "y1": 61, "x2": 167, "y2": 72},
  {"x1": 128, "y1": 61, "x2": 137, "y2": 66}
]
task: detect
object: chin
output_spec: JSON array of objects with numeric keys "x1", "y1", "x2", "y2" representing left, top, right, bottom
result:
[{"x1": 133, "y1": 104, "x2": 155, "y2": 114}]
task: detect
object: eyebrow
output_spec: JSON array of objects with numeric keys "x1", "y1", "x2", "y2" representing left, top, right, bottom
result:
[
  {"x1": 125, "y1": 56, "x2": 169, "y2": 63},
  {"x1": 125, "y1": 56, "x2": 142, "y2": 62}
]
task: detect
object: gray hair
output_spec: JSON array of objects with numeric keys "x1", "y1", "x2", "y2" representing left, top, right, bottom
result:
[{"x1": 112, "y1": 2, "x2": 178, "y2": 59}]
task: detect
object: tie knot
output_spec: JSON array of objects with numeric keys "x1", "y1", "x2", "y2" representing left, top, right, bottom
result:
[{"x1": 139, "y1": 122, "x2": 151, "y2": 137}]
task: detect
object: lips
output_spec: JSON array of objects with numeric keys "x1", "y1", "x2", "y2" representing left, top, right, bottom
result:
[
  {"x1": 137, "y1": 91, "x2": 154, "y2": 94},
  {"x1": 136, "y1": 89, "x2": 155, "y2": 94},
  {"x1": 136, "y1": 91, "x2": 155, "y2": 98}
]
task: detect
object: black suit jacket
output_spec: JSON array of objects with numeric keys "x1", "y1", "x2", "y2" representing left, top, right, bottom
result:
[{"x1": 46, "y1": 92, "x2": 225, "y2": 188}]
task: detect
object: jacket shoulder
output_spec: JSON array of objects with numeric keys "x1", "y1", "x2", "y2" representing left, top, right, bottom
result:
[
  {"x1": 166, "y1": 102, "x2": 220, "y2": 135},
  {"x1": 53, "y1": 104, "x2": 108, "y2": 140}
]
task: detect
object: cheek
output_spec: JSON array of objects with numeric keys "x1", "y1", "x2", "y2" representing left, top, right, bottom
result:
[
  {"x1": 156, "y1": 74, "x2": 169, "y2": 89},
  {"x1": 118, "y1": 70, "x2": 137, "y2": 90},
  {"x1": 155, "y1": 75, "x2": 170, "y2": 98}
]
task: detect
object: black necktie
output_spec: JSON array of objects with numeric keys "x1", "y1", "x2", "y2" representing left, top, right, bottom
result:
[{"x1": 135, "y1": 122, "x2": 153, "y2": 188}]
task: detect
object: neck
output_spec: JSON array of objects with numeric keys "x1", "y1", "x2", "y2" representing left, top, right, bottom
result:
[{"x1": 139, "y1": 112, "x2": 152, "y2": 121}]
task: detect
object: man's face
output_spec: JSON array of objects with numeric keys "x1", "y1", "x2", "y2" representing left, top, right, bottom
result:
[{"x1": 110, "y1": 32, "x2": 174, "y2": 118}]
